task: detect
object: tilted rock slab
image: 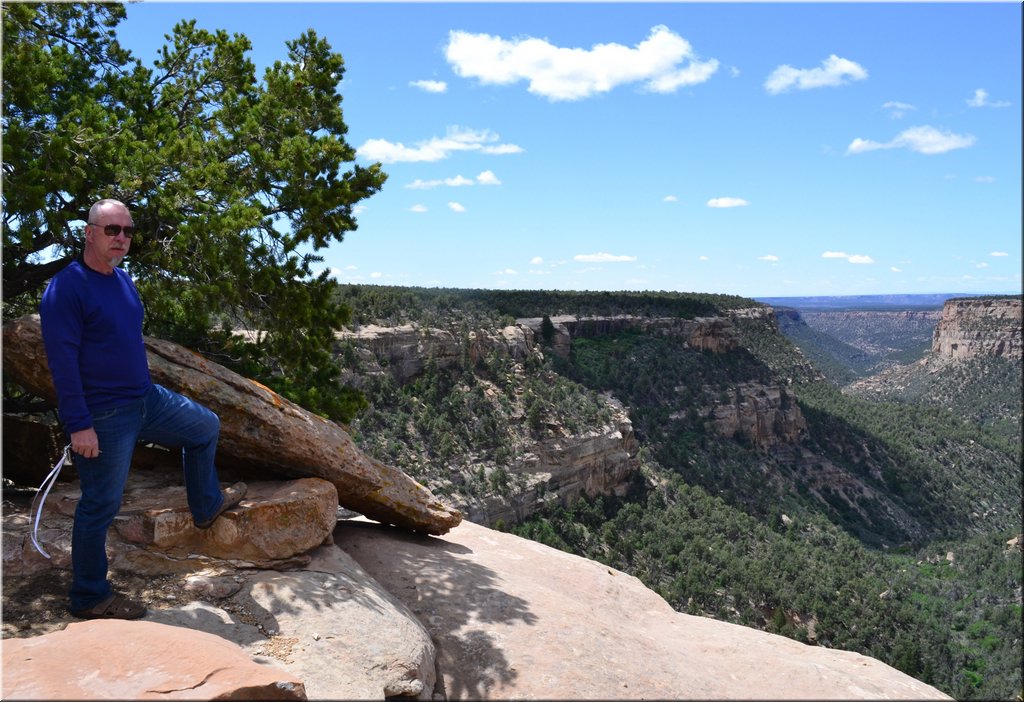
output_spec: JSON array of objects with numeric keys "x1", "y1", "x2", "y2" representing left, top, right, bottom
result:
[
  {"x1": 2, "y1": 619, "x2": 306, "y2": 700},
  {"x1": 335, "y1": 518, "x2": 952, "y2": 700},
  {"x1": 2, "y1": 314, "x2": 461, "y2": 535}
]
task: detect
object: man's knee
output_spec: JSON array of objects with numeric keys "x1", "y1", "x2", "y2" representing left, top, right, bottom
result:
[
  {"x1": 189, "y1": 404, "x2": 220, "y2": 445},
  {"x1": 75, "y1": 490, "x2": 124, "y2": 527}
]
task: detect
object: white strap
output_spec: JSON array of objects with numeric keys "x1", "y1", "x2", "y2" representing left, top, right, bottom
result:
[{"x1": 29, "y1": 444, "x2": 72, "y2": 559}]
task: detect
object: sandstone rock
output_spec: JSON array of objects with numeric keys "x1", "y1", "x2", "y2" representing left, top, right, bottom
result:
[
  {"x1": 111, "y1": 477, "x2": 338, "y2": 563},
  {"x1": 704, "y1": 382, "x2": 807, "y2": 451},
  {"x1": 2, "y1": 473, "x2": 338, "y2": 576},
  {"x1": 1, "y1": 619, "x2": 306, "y2": 700},
  {"x1": 455, "y1": 404, "x2": 639, "y2": 526},
  {"x1": 144, "y1": 543, "x2": 438, "y2": 701},
  {"x1": 517, "y1": 313, "x2": 740, "y2": 358},
  {"x1": 2, "y1": 314, "x2": 461, "y2": 535},
  {"x1": 932, "y1": 297, "x2": 1022, "y2": 360},
  {"x1": 467, "y1": 325, "x2": 539, "y2": 366},
  {"x1": 335, "y1": 518, "x2": 951, "y2": 700},
  {"x1": 334, "y1": 323, "x2": 460, "y2": 384}
]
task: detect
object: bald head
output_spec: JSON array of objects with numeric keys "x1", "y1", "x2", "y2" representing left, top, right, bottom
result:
[{"x1": 88, "y1": 199, "x2": 130, "y2": 223}]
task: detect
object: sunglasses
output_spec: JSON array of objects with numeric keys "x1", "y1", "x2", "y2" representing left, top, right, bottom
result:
[{"x1": 89, "y1": 222, "x2": 137, "y2": 238}]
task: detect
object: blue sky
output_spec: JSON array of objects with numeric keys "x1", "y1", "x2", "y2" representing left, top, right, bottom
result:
[{"x1": 118, "y1": 2, "x2": 1022, "y2": 298}]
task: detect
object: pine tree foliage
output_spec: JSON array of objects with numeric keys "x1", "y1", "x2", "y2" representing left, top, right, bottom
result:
[{"x1": 2, "y1": 3, "x2": 386, "y2": 420}]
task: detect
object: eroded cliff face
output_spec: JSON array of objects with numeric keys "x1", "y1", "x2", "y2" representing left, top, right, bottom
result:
[
  {"x1": 455, "y1": 399, "x2": 640, "y2": 526},
  {"x1": 517, "y1": 314, "x2": 740, "y2": 357},
  {"x1": 335, "y1": 323, "x2": 538, "y2": 385},
  {"x1": 932, "y1": 297, "x2": 1022, "y2": 360},
  {"x1": 702, "y1": 382, "x2": 808, "y2": 452}
]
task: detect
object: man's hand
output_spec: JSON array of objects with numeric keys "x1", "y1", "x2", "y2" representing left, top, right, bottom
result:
[{"x1": 70, "y1": 428, "x2": 100, "y2": 458}]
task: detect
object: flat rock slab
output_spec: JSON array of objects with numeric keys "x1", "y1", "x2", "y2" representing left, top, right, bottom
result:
[
  {"x1": 144, "y1": 544, "x2": 438, "y2": 700},
  {"x1": 334, "y1": 518, "x2": 951, "y2": 700},
  {"x1": 1, "y1": 619, "x2": 306, "y2": 700},
  {"x1": 3, "y1": 473, "x2": 338, "y2": 576}
]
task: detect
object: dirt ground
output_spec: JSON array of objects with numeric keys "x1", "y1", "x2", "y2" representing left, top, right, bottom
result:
[{"x1": 2, "y1": 567, "x2": 205, "y2": 640}]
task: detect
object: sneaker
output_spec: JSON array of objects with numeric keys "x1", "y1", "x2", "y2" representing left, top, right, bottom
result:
[{"x1": 194, "y1": 482, "x2": 247, "y2": 529}]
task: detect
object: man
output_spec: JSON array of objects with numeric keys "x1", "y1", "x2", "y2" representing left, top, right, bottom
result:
[{"x1": 40, "y1": 198, "x2": 246, "y2": 620}]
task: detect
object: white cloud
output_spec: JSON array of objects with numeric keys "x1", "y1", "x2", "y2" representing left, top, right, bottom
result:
[
  {"x1": 574, "y1": 252, "x2": 637, "y2": 263},
  {"x1": 357, "y1": 126, "x2": 522, "y2": 163},
  {"x1": 759, "y1": 254, "x2": 779, "y2": 262},
  {"x1": 991, "y1": 251, "x2": 1009, "y2": 257},
  {"x1": 846, "y1": 125, "x2": 976, "y2": 156},
  {"x1": 448, "y1": 202, "x2": 466, "y2": 213},
  {"x1": 477, "y1": 170, "x2": 501, "y2": 185},
  {"x1": 498, "y1": 268, "x2": 518, "y2": 275},
  {"x1": 882, "y1": 101, "x2": 916, "y2": 119},
  {"x1": 530, "y1": 256, "x2": 544, "y2": 265},
  {"x1": 707, "y1": 197, "x2": 749, "y2": 208},
  {"x1": 407, "y1": 172, "x2": 502, "y2": 189},
  {"x1": 352, "y1": 204, "x2": 367, "y2": 215},
  {"x1": 729, "y1": 66, "x2": 741, "y2": 78},
  {"x1": 698, "y1": 255, "x2": 710, "y2": 261},
  {"x1": 410, "y1": 79, "x2": 447, "y2": 93},
  {"x1": 974, "y1": 176, "x2": 996, "y2": 184},
  {"x1": 823, "y1": 251, "x2": 874, "y2": 264},
  {"x1": 370, "y1": 272, "x2": 383, "y2": 279},
  {"x1": 764, "y1": 54, "x2": 867, "y2": 94},
  {"x1": 976, "y1": 262, "x2": 989, "y2": 268},
  {"x1": 483, "y1": 144, "x2": 524, "y2": 155},
  {"x1": 967, "y1": 88, "x2": 1010, "y2": 108},
  {"x1": 663, "y1": 195, "x2": 678, "y2": 202},
  {"x1": 410, "y1": 204, "x2": 428, "y2": 213},
  {"x1": 406, "y1": 175, "x2": 475, "y2": 189},
  {"x1": 444, "y1": 25, "x2": 719, "y2": 102},
  {"x1": 890, "y1": 266, "x2": 903, "y2": 273}
]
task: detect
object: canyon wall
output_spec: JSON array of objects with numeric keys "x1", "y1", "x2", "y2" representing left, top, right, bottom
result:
[{"x1": 932, "y1": 297, "x2": 1022, "y2": 360}]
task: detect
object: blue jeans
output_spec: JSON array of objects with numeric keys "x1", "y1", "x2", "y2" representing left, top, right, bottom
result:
[{"x1": 69, "y1": 383, "x2": 225, "y2": 611}]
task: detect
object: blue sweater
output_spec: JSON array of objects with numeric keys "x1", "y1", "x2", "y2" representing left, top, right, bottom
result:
[{"x1": 39, "y1": 259, "x2": 152, "y2": 433}]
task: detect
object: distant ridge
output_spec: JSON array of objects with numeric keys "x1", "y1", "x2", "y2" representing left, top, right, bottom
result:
[{"x1": 755, "y1": 293, "x2": 988, "y2": 311}]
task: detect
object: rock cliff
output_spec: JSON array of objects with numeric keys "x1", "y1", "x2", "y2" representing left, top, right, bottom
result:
[
  {"x1": 517, "y1": 313, "x2": 739, "y2": 357},
  {"x1": 702, "y1": 382, "x2": 808, "y2": 452},
  {"x1": 457, "y1": 398, "x2": 640, "y2": 526},
  {"x1": 932, "y1": 297, "x2": 1022, "y2": 360}
]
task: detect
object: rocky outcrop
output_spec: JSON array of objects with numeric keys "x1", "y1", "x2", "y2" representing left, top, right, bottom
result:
[
  {"x1": 2, "y1": 620, "x2": 307, "y2": 700},
  {"x1": 454, "y1": 401, "x2": 639, "y2": 526},
  {"x1": 335, "y1": 323, "x2": 539, "y2": 384},
  {"x1": 932, "y1": 297, "x2": 1022, "y2": 360},
  {"x1": 518, "y1": 314, "x2": 739, "y2": 357},
  {"x1": 335, "y1": 518, "x2": 951, "y2": 700},
  {"x1": 3, "y1": 470, "x2": 338, "y2": 576},
  {"x1": 335, "y1": 324, "x2": 461, "y2": 384},
  {"x1": 701, "y1": 382, "x2": 807, "y2": 451},
  {"x1": 2, "y1": 314, "x2": 461, "y2": 535}
]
